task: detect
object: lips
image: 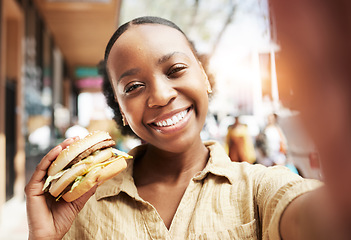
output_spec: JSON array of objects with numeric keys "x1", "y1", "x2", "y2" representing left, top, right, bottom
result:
[{"x1": 150, "y1": 107, "x2": 192, "y2": 130}]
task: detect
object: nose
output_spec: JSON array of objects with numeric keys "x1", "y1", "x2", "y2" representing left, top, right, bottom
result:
[{"x1": 147, "y1": 77, "x2": 177, "y2": 108}]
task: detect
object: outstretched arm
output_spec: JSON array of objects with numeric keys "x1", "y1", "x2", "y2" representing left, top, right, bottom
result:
[
  {"x1": 270, "y1": 0, "x2": 351, "y2": 239},
  {"x1": 280, "y1": 187, "x2": 350, "y2": 240}
]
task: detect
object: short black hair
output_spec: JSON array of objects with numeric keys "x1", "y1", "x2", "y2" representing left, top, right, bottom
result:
[
  {"x1": 100, "y1": 16, "x2": 198, "y2": 137},
  {"x1": 104, "y1": 16, "x2": 187, "y2": 62}
]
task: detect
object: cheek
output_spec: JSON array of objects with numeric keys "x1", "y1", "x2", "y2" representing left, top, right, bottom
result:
[
  {"x1": 181, "y1": 77, "x2": 208, "y2": 108},
  {"x1": 185, "y1": 68, "x2": 208, "y2": 96},
  {"x1": 120, "y1": 99, "x2": 147, "y2": 138},
  {"x1": 188, "y1": 84, "x2": 209, "y2": 124},
  {"x1": 119, "y1": 98, "x2": 143, "y2": 122}
]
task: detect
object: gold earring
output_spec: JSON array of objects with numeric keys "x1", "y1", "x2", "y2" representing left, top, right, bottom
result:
[
  {"x1": 203, "y1": 73, "x2": 212, "y2": 94},
  {"x1": 207, "y1": 85, "x2": 212, "y2": 94},
  {"x1": 122, "y1": 115, "x2": 127, "y2": 126}
]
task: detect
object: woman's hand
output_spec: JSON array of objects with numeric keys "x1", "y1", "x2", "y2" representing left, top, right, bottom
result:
[{"x1": 25, "y1": 137, "x2": 97, "y2": 240}]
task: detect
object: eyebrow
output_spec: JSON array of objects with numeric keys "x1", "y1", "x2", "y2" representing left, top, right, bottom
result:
[
  {"x1": 118, "y1": 52, "x2": 188, "y2": 82},
  {"x1": 118, "y1": 68, "x2": 140, "y2": 82},
  {"x1": 157, "y1": 52, "x2": 187, "y2": 65}
]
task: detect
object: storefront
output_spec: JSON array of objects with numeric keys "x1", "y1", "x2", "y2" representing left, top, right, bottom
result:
[
  {"x1": 0, "y1": 0, "x2": 121, "y2": 210},
  {"x1": 0, "y1": 0, "x2": 25, "y2": 208},
  {"x1": 0, "y1": 0, "x2": 73, "y2": 207}
]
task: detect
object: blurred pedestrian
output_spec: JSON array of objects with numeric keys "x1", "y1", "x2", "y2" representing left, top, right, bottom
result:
[
  {"x1": 263, "y1": 113, "x2": 288, "y2": 166},
  {"x1": 226, "y1": 116, "x2": 256, "y2": 163}
]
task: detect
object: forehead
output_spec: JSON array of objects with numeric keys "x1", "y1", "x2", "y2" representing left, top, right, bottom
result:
[{"x1": 108, "y1": 24, "x2": 194, "y2": 62}]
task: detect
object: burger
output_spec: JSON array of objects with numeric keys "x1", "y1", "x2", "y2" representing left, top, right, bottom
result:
[{"x1": 42, "y1": 130, "x2": 132, "y2": 202}]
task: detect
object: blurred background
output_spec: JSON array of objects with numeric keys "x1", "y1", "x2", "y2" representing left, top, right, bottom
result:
[{"x1": 0, "y1": 0, "x2": 321, "y2": 239}]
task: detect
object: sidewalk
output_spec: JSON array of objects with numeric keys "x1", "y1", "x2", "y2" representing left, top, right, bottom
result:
[{"x1": 0, "y1": 197, "x2": 28, "y2": 240}]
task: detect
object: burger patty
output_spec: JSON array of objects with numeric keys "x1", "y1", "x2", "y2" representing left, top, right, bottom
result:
[{"x1": 66, "y1": 139, "x2": 116, "y2": 168}]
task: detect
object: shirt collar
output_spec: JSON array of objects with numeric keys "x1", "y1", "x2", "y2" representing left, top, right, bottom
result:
[
  {"x1": 193, "y1": 141, "x2": 236, "y2": 184},
  {"x1": 95, "y1": 141, "x2": 234, "y2": 201}
]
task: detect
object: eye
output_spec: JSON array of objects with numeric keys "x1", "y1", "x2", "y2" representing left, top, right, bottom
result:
[
  {"x1": 167, "y1": 64, "x2": 187, "y2": 78},
  {"x1": 124, "y1": 82, "x2": 144, "y2": 94}
]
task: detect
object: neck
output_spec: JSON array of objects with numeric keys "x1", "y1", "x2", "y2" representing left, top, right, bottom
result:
[{"x1": 133, "y1": 138, "x2": 209, "y2": 186}]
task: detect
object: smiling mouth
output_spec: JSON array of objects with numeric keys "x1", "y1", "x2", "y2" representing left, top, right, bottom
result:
[{"x1": 152, "y1": 107, "x2": 191, "y2": 127}]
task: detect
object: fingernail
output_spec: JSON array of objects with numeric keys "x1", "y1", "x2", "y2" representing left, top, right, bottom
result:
[
  {"x1": 63, "y1": 137, "x2": 74, "y2": 143},
  {"x1": 53, "y1": 145, "x2": 62, "y2": 152}
]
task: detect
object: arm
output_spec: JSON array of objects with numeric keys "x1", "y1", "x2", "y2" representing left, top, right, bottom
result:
[
  {"x1": 280, "y1": 187, "x2": 351, "y2": 240},
  {"x1": 25, "y1": 137, "x2": 97, "y2": 240},
  {"x1": 269, "y1": 0, "x2": 351, "y2": 238}
]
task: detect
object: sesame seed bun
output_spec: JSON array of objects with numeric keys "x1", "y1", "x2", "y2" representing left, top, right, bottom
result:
[{"x1": 43, "y1": 131, "x2": 131, "y2": 202}]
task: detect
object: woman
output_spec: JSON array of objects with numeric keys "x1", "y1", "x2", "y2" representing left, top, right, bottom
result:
[
  {"x1": 263, "y1": 113, "x2": 288, "y2": 166},
  {"x1": 26, "y1": 16, "x2": 332, "y2": 240}
]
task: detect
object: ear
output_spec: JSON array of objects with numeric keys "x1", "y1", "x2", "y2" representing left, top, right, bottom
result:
[
  {"x1": 119, "y1": 102, "x2": 128, "y2": 127},
  {"x1": 121, "y1": 111, "x2": 129, "y2": 126},
  {"x1": 198, "y1": 61, "x2": 212, "y2": 93}
]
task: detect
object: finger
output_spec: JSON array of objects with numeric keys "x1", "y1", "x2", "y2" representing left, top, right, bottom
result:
[
  {"x1": 29, "y1": 137, "x2": 79, "y2": 184},
  {"x1": 41, "y1": 137, "x2": 76, "y2": 169},
  {"x1": 60, "y1": 136, "x2": 80, "y2": 150}
]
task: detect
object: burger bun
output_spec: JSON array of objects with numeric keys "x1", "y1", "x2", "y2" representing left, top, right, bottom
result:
[{"x1": 62, "y1": 156, "x2": 127, "y2": 202}]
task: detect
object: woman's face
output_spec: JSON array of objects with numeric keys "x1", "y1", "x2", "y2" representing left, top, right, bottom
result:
[{"x1": 107, "y1": 24, "x2": 209, "y2": 153}]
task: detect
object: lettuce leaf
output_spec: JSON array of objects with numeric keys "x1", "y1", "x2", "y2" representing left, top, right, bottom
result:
[{"x1": 42, "y1": 168, "x2": 70, "y2": 192}]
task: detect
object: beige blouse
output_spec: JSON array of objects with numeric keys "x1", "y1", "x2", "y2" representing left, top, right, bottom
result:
[{"x1": 63, "y1": 141, "x2": 322, "y2": 240}]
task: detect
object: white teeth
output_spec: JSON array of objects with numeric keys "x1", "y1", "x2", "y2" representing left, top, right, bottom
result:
[
  {"x1": 172, "y1": 115, "x2": 178, "y2": 123},
  {"x1": 154, "y1": 109, "x2": 188, "y2": 127}
]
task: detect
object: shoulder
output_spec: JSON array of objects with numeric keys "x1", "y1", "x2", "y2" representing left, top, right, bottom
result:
[
  {"x1": 206, "y1": 141, "x2": 321, "y2": 195},
  {"x1": 204, "y1": 140, "x2": 296, "y2": 184}
]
